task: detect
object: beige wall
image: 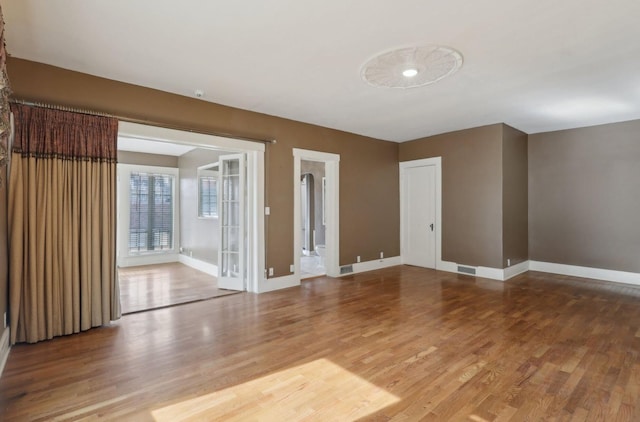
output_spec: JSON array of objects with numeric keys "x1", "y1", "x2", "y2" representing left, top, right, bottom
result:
[
  {"x1": 7, "y1": 57, "x2": 400, "y2": 277},
  {"x1": 399, "y1": 124, "x2": 504, "y2": 268},
  {"x1": 118, "y1": 150, "x2": 178, "y2": 168},
  {"x1": 529, "y1": 120, "x2": 640, "y2": 272},
  {"x1": 178, "y1": 148, "x2": 224, "y2": 265},
  {"x1": 502, "y1": 125, "x2": 528, "y2": 267}
]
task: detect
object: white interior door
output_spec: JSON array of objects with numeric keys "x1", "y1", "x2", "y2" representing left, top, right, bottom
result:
[
  {"x1": 218, "y1": 153, "x2": 245, "y2": 290},
  {"x1": 403, "y1": 165, "x2": 436, "y2": 268}
]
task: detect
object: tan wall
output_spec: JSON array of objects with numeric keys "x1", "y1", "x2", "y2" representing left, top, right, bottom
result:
[
  {"x1": 529, "y1": 120, "x2": 640, "y2": 272},
  {"x1": 7, "y1": 57, "x2": 400, "y2": 276},
  {"x1": 399, "y1": 124, "x2": 504, "y2": 268},
  {"x1": 502, "y1": 125, "x2": 528, "y2": 267},
  {"x1": 178, "y1": 148, "x2": 224, "y2": 265},
  {"x1": 118, "y1": 150, "x2": 178, "y2": 168}
]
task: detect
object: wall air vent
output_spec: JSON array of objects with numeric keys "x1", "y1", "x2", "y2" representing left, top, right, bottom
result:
[
  {"x1": 340, "y1": 265, "x2": 354, "y2": 275},
  {"x1": 457, "y1": 265, "x2": 476, "y2": 275}
]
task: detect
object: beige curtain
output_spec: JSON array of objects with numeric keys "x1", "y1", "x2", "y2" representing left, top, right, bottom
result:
[
  {"x1": 8, "y1": 104, "x2": 120, "y2": 344},
  {"x1": 0, "y1": 5, "x2": 11, "y2": 345}
]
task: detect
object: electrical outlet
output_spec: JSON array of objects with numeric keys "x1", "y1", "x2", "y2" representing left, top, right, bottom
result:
[
  {"x1": 357, "y1": 256, "x2": 361, "y2": 263},
  {"x1": 265, "y1": 206, "x2": 270, "y2": 215},
  {"x1": 380, "y1": 252, "x2": 384, "y2": 259},
  {"x1": 3, "y1": 312, "x2": 6, "y2": 329},
  {"x1": 290, "y1": 264, "x2": 295, "y2": 273},
  {"x1": 268, "y1": 267, "x2": 274, "y2": 277},
  {"x1": 507, "y1": 258, "x2": 511, "y2": 267}
]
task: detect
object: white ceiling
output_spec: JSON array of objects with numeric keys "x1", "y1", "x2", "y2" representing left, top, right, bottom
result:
[
  {"x1": 117, "y1": 137, "x2": 196, "y2": 156},
  {"x1": 3, "y1": 0, "x2": 640, "y2": 142}
]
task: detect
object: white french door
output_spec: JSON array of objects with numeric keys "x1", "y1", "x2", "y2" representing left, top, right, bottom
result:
[{"x1": 217, "y1": 153, "x2": 246, "y2": 290}]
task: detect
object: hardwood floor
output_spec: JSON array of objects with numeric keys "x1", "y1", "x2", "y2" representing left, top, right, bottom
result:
[
  {"x1": 118, "y1": 262, "x2": 239, "y2": 314},
  {"x1": 2, "y1": 266, "x2": 640, "y2": 421}
]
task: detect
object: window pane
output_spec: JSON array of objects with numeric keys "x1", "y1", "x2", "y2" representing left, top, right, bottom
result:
[
  {"x1": 199, "y1": 176, "x2": 218, "y2": 217},
  {"x1": 129, "y1": 172, "x2": 174, "y2": 253}
]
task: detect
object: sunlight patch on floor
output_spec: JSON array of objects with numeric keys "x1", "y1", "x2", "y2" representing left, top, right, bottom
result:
[{"x1": 151, "y1": 358, "x2": 399, "y2": 421}]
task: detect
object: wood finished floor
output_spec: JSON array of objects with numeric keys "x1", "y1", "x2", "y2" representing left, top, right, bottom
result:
[
  {"x1": 2, "y1": 266, "x2": 640, "y2": 421},
  {"x1": 118, "y1": 262, "x2": 238, "y2": 314}
]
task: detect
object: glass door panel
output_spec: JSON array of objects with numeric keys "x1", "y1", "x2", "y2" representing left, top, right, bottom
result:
[{"x1": 217, "y1": 153, "x2": 245, "y2": 290}]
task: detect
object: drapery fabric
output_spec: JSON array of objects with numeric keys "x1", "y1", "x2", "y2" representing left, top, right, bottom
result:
[
  {"x1": 0, "y1": 5, "x2": 11, "y2": 347},
  {"x1": 9, "y1": 104, "x2": 120, "y2": 344}
]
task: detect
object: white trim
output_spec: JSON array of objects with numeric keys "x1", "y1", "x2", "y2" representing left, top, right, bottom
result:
[
  {"x1": 438, "y1": 260, "x2": 459, "y2": 274},
  {"x1": 118, "y1": 122, "x2": 266, "y2": 154},
  {"x1": 530, "y1": 261, "x2": 640, "y2": 286},
  {"x1": 179, "y1": 254, "x2": 219, "y2": 277},
  {"x1": 293, "y1": 149, "x2": 340, "y2": 283},
  {"x1": 475, "y1": 266, "x2": 505, "y2": 280},
  {"x1": 434, "y1": 260, "x2": 640, "y2": 285},
  {"x1": 347, "y1": 256, "x2": 402, "y2": 275},
  {"x1": 117, "y1": 122, "x2": 265, "y2": 294},
  {"x1": 257, "y1": 274, "x2": 300, "y2": 293},
  {"x1": 247, "y1": 150, "x2": 266, "y2": 294},
  {"x1": 503, "y1": 260, "x2": 530, "y2": 280},
  {"x1": 0, "y1": 326, "x2": 10, "y2": 378},
  {"x1": 437, "y1": 260, "x2": 530, "y2": 281},
  {"x1": 400, "y1": 157, "x2": 443, "y2": 270},
  {"x1": 119, "y1": 253, "x2": 179, "y2": 268}
]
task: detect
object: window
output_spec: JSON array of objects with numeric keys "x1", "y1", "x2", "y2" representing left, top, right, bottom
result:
[
  {"x1": 198, "y1": 163, "x2": 219, "y2": 218},
  {"x1": 199, "y1": 176, "x2": 217, "y2": 218},
  {"x1": 129, "y1": 172, "x2": 175, "y2": 253}
]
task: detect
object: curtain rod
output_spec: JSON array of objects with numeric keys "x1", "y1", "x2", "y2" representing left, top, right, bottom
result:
[{"x1": 9, "y1": 98, "x2": 277, "y2": 145}]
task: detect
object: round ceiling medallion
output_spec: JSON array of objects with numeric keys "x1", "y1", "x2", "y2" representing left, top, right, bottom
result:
[{"x1": 361, "y1": 45, "x2": 463, "y2": 89}]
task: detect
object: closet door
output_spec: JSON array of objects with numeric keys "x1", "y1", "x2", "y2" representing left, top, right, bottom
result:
[{"x1": 402, "y1": 165, "x2": 436, "y2": 268}]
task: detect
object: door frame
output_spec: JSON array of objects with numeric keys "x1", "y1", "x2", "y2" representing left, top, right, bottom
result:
[
  {"x1": 293, "y1": 149, "x2": 340, "y2": 278},
  {"x1": 399, "y1": 157, "x2": 444, "y2": 270},
  {"x1": 118, "y1": 121, "x2": 265, "y2": 293}
]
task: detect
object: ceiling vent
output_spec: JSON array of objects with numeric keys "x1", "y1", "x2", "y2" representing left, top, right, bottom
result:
[{"x1": 361, "y1": 45, "x2": 463, "y2": 89}]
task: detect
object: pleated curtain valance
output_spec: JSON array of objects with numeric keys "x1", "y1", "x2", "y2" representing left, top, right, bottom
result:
[{"x1": 10, "y1": 104, "x2": 118, "y2": 162}]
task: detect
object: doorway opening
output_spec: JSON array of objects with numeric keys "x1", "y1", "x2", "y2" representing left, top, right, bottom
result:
[
  {"x1": 293, "y1": 149, "x2": 340, "y2": 280},
  {"x1": 300, "y1": 162, "x2": 326, "y2": 278},
  {"x1": 116, "y1": 122, "x2": 265, "y2": 313}
]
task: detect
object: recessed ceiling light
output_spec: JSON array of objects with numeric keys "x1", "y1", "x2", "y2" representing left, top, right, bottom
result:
[
  {"x1": 402, "y1": 68, "x2": 419, "y2": 78},
  {"x1": 361, "y1": 45, "x2": 463, "y2": 89}
]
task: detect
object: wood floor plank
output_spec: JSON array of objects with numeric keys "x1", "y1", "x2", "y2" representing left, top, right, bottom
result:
[
  {"x1": 1, "y1": 266, "x2": 640, "y2": 421},
  {"x1": 118, "y1": 262, "x2": 239, "y2": 313}
]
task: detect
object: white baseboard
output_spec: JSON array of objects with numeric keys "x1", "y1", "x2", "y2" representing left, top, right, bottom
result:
[
  {"x1": 503, "y1": 260, "x2": 530, "y2": 280},
  {"x1": 437, "y1": 260, "x2": 458, "y2": 274},
  {"x1": 119, "y1": 253, "x2": 179, "y2": 268},
  {"x1": 0, "y1": 326, "x2": 10, "y2": 378},
  {"x1": 438, "y1": 260, "x2": 530, "y2": 281},
  {"x1": 436, "y1": 259, "x2": 640, "y2": 286},
  {"x1": 348, "y1": 256, "x2": 402, "y2": 275},
  {"x1": 529, "y1": 261, "x2": 640, "y2": 287},
  {"x1": 258, "y1": 274, "x2": 300, "y2": 293},
  {"x1": 178, "y1": 254, "x2": 219, "y2": 277}
]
